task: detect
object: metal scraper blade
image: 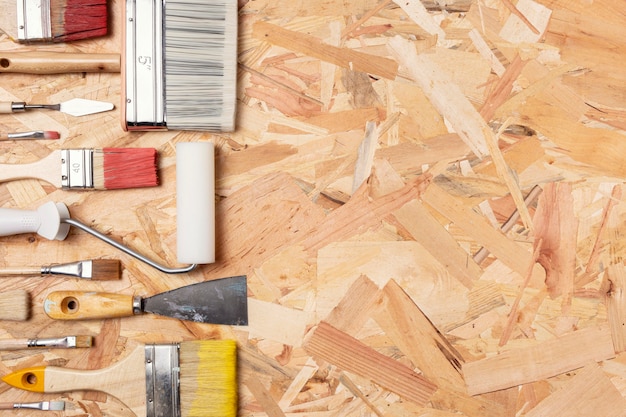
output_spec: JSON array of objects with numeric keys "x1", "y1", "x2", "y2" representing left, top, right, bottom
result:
[{"x1": 142, "y1": 275, "x2": 248, "y2": 325}]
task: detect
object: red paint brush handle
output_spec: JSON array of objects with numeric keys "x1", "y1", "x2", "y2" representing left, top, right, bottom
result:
[
  {"x1": 44, "y1": 291, "x2": 136, "y2": 320},
  {"x1": 0, "y1": 52, "x2": 120, "y2": 74}
]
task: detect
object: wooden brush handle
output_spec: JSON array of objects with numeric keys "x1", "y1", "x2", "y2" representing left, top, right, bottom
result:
[
  {"x1": 0, "y1": 52, "x2": 120, "y2": 74},
  {"x1": 1, "y1": 345, "x2": 147, "y2": 417},
  {"x1": 0, "y1": 150, "x2": 61, "y2": 187},
  {"x1": 0, "y1": 338, "x2": 32, "y2": 350},
  {"x1": 0, "y1": 267, "x2": 42, "y2": 276},
  {"x1": 44, "y1": 291, "x2": 136, "y2": 320},
  {"x1": 0, "y1": 403, "x2": 19, "y2": 409}
]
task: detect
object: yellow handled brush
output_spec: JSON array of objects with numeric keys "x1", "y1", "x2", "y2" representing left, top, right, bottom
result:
[{"x1": 2, "y1": 340, "x2": 237, "y2": 417}]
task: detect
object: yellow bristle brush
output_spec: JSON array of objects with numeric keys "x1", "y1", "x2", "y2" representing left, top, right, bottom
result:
[{"x1": 2, "y1": 340, "x2": 237, "y2": 417}]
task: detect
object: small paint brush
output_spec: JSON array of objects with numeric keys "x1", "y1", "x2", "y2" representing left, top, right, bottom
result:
[
  {"x1": 3, "y1": 340, "x2": 237, "y2": 417},
  {"x1": 0, "y1": 400, "x2": 65, "y2": 411},
  {"x1": 0, "y1": 98, "x2": 114, "y2": 117},
  {"x1": 0, "y1": 148, "x2": 158, "y2": 190},
  {"x1": 0, "y1": 335, "x2": 92, "y2": 350},
  {"x1": 0, "y1": 259, "x2": 121, "y2": 280},
  {"x1": 0, "y1": 289, "x2": 30, "y2": 321},
  {"x1": 0, "y1": 131, "x2": 60, "y2": 140},
  {"x1": 0, "y1": 0, "x2": 107, "y2": 43}
]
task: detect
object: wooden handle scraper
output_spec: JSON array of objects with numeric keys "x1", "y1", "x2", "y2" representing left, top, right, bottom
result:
[{"x1": 44, "y1": 276, "x2": 248, "y2": 325}]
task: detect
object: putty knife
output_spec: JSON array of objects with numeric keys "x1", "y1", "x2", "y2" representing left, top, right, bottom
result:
[
  {"x1": 44, "y1": 275, "x2": 248, "y2": 325},
  {"x1": 0, "y1": 98, "x2": 114, "y2": 117}
]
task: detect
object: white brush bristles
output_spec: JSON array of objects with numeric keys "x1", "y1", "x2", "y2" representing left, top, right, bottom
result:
[
  {"x1": 0, "y1": 289, "x2": 30, "y2": 321},
  {"x1": 164, "y1": 0, "x2": 237, "y2": 131}
]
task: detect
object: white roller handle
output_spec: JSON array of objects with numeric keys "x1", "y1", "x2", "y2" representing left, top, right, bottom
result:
[
  {"x1": 0, "y1": 201, "x2": 70, "y2": 240},
  {"x1": 176, "y1": 142, "x2": 215, "y2": 264}
]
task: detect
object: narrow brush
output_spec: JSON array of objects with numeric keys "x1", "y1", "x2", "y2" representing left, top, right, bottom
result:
[
  {"x1": 0, "y1": 98, "x2": 114, "y2": 117},
  {"x1": 0, "y1": 335, "x2": 92, "y2": 350},
  {"x1": 0, "y1": 401, "x2": 65, "y2": 411},
  {"x1": 2, "y1": 340, "x2": 238, "y2": 417},
  {"x1": 0, "y1": 0, "x2": 107, "y2": 43},
  {"x1": 0, "y1": 148, "x2": 158, "y2": 190},
  {"x1": 0, "y1": 131, "x2": 60, "y2": 140},
  {"x1": 123, "y1": 0, "x2": 238, "y2": 132},
  {"x1": 0, "y1": 289, "x2": 30, "y2": 321},
  {"x1": 0, "y1": 259, "x2": 120, "y2": 280}
]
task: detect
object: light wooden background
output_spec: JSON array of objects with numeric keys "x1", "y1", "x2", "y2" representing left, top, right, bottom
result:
[{"x1": 1, "y1": 0, "x2": 626, "y2": 415}]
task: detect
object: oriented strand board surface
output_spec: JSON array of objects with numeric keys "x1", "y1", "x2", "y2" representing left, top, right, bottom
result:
[{"x1": 1, "y1": 0, "x2": 626, "y2": 415}]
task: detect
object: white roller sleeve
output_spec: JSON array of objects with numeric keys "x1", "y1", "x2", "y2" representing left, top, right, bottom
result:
[
  {"x1": 176, "y1": 142, "x2": 216, "y2": 264},
  {"x1": 0, "y1": 201, "x2": 70, "y2": 240}
]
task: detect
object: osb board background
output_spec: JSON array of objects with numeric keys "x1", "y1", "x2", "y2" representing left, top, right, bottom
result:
[{"x1": 1, "y1": 0, "x2": 626, "y2": 415}]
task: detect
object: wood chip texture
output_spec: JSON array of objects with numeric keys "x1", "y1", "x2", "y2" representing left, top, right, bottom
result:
[{"x1": 1, "y1": 0, "x2": 626, "y2": 415}]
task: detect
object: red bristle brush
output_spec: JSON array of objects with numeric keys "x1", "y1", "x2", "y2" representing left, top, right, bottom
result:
[
  {"x1": 0, "y1": 148, "x2": 158, "y2": 190},
  {"x1": 0, "y1": 131, "x2": 60, "y2": 140},
  {"x1": 0, "y1": 0, "x2": 108, "y2": 43},
  {"x1": 94, "y1": 148, "x2": 159, "y2": 190}
]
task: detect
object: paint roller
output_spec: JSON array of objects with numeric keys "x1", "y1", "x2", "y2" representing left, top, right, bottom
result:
[{"x1": 0, "y1": 142, "x2": 215, "y2": 273}]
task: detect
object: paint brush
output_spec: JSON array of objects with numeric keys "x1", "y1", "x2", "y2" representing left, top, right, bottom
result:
[
  {"x1": 0, "y1": 0, "x2": 237, "y2": 132},
  {"x1": 0, "y1": 148, "x2": 158, "y2": 190},
  {"x1": 0, "y1": 335, "x2": 92, "y2": 350},
  {"x1": 3, "y1": 340, "x2": 237, "y2": 417},
  {"x1": 0, "y1": 0, "x2": 107, "y2": 43},
  {"x1": 0, "y1": 131, "x2": 60, "y2": 140},
  {"x1": 0, "y1": 259, "x2": 121, "y2": 280},
  {"x1": 123, "y1": 0, "x2": 238, "y2": 131},
  {"x1": 0, "y1": 98, "x2": 114, "y2": 117},
  {"x1": 0, "y1": 400, "x2": 65, "y2": 411},
  {"x1": 0, "y1": 289, "x2": 30, "y2": 321}
]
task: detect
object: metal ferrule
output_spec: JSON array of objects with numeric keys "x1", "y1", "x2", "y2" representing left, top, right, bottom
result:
[
  {"x1": 13, "y1": 402, "x2": 46, "y2": 410},
  {"x1": 41, "y1": 260, "x2": 92, "y2": 279},
  {"x1": 8, "y1": 102, "x2": 27, "y2": 112},
  {"x1": 133, "y1": 296, "x2": 143, "y2": 315},
  {"x1": 7, "y1": 131, "x2": 46, "y2": 139},
  {"x1": 16, "y1": 0, "x2": 52, "y2": 42},
  {"x1": 145, "y1": 344, "x2": 180, "y2": 417},
  {"x1": 60, "y1": 149, "x2": 94, "y2": 189},
  {"x1": 27, "y1": 336, "x2": 74, "y2": 348},
  {"x1": 124, "y1": 0, "x2": 166, "y2": 131}
]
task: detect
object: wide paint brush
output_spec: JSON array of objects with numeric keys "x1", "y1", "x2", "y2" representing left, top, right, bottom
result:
[
  {"x1": 0, "y1": 148, "x2": 158, "y2": 190},
  {"x1": 43, "y1": 275, "x2": 248, "y2": 325},
  {"x1": 0, "y1": 0, "x2": 107, "y2": 43},
  {"x1": 2, "y1": 340, "x2": 237, "y2": 417}
]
